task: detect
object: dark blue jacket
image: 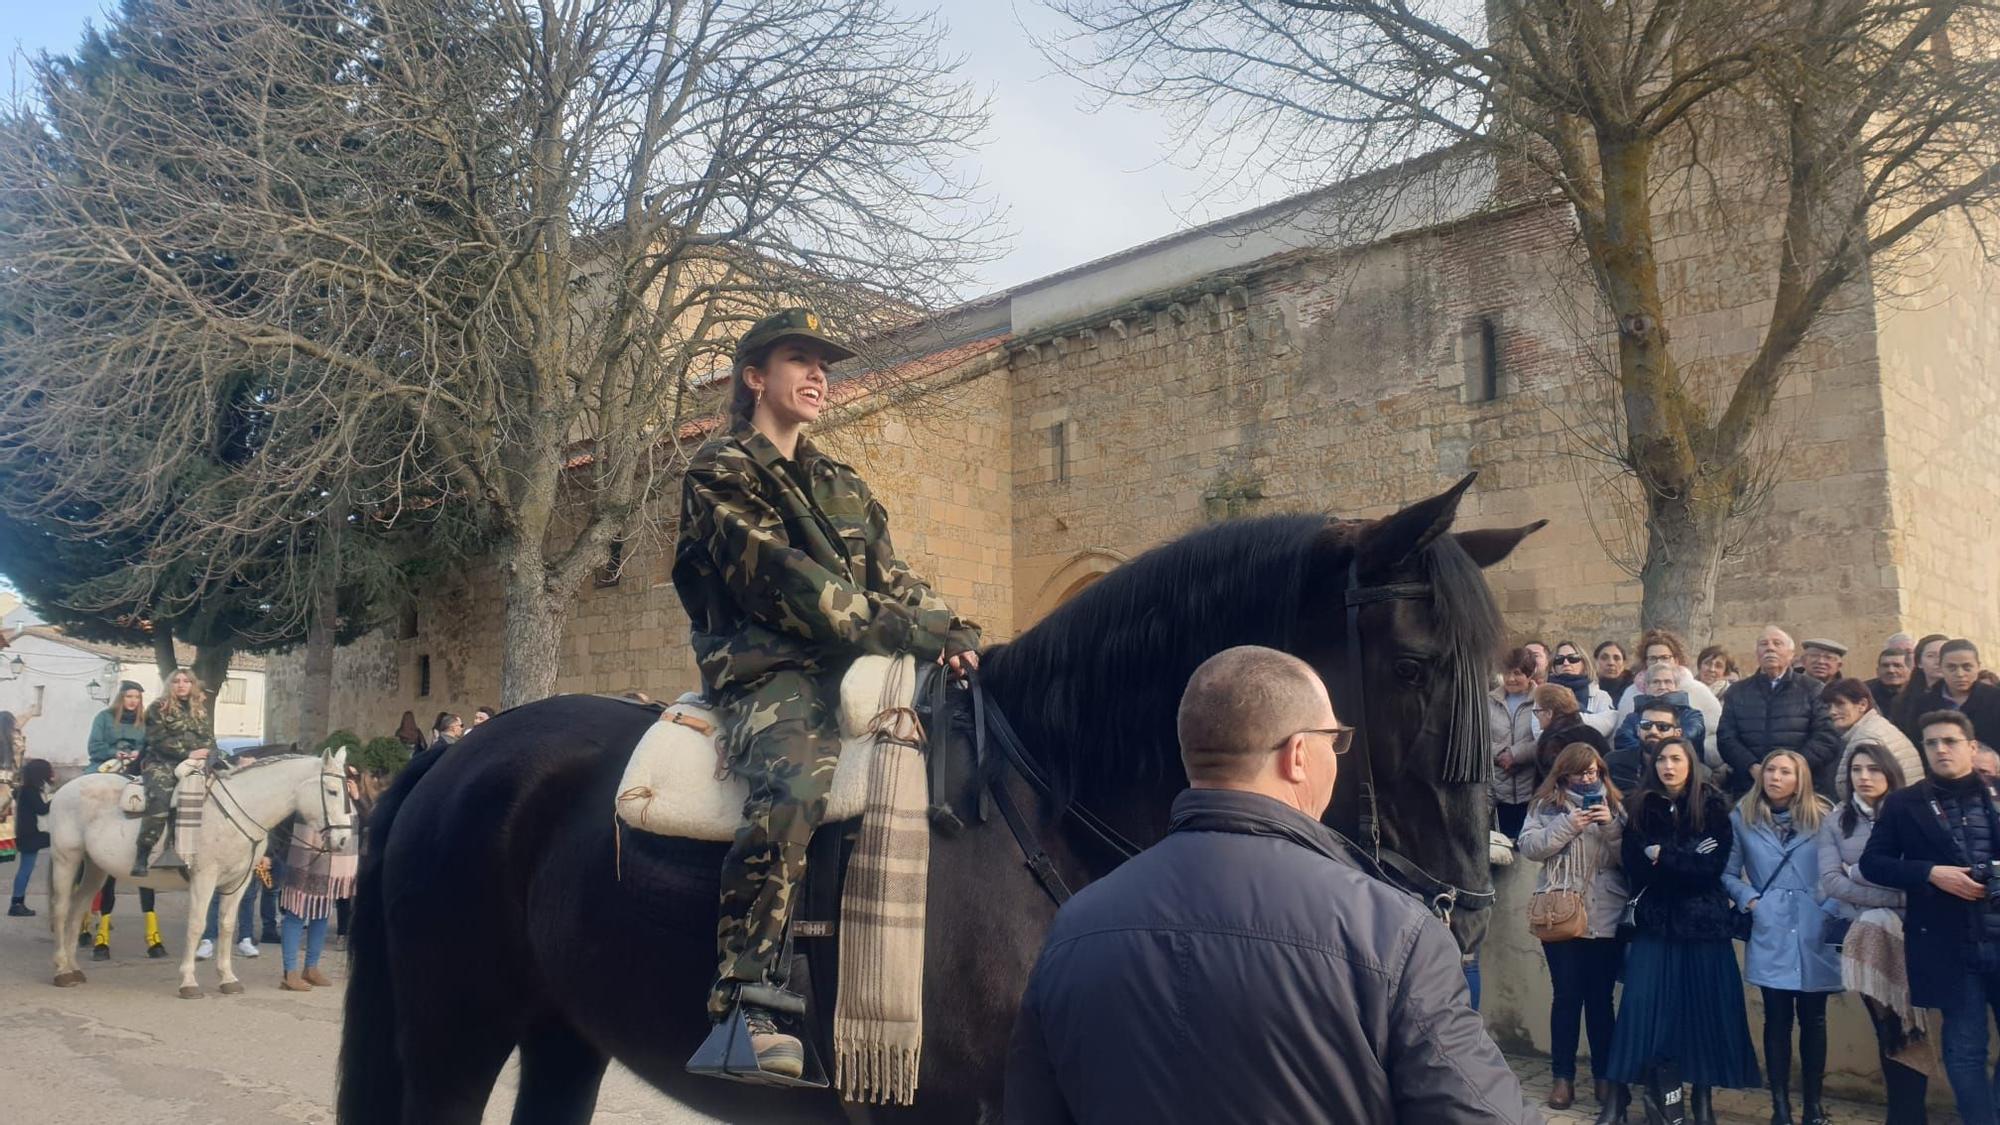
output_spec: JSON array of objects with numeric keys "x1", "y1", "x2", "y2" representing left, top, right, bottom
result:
[
  {"x1": 1860, "y1": 773, "x2": 2000, "y2": 1006},
  {"x1": 1718, "y1": 671, "x2": 1840, "y2": 796},
  {"x1": 1004, "y1": 788, "x2": 1532, "y2": 1124}
]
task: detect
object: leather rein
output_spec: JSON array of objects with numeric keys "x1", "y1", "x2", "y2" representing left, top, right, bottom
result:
[{"x1": 966, "y1": 570, "x2": 1494, "y2": 927}]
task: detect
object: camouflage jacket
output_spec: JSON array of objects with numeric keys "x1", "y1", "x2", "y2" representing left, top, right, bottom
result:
[
  {"x1": 143, "y1": 699, "x2": 213, "y2": 766},
  {"x1": 673, "y1": 423, "x2": 980, "y2": 698}
]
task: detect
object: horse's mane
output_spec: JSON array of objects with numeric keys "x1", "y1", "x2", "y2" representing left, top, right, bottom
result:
[
  {"x1": 225, "y1": 751, "x2": 313, "y2": 774},
  {"x1": 981, "y1": 513, "x2": 1502, "y2": 808},
  {"x1": 983, "y1": 515, "x2": 1325, "y2": 806}
]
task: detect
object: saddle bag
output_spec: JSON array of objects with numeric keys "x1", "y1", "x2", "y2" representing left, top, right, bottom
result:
[
  {"x1": 118, "y1": 782, "x2": 146, "y2": 815},
  {"x1": 1526, "y1": 848, "x2": 1588, "y2": 942}
]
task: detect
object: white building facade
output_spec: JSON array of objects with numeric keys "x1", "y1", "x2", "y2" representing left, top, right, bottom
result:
[{"x1": 0, "y1": 619, "x2": 266, "y2": 770}]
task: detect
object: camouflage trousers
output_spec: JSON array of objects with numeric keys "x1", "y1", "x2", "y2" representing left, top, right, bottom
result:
[
  {"x1": 133, "y1": 760, "x2": 179, "y2": 858},
  {"x1": 709, "y1": 669, "x2": 842, "y2": 1020}
]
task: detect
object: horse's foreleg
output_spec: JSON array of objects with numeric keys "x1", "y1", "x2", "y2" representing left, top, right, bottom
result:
[
  {"x1": 178, "y1": 870, "x2": 216, "y2": 999},
  {"x1": 49, "y1": 849, "x2": 96, "y2": 985},
  {"x1": 214, "y1": 870, "x2": 247, "y2": 994}
]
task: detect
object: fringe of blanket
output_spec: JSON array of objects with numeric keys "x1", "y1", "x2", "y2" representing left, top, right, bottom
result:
[
  {"x1": 279, "y1": 822, "x2": 358, "y2": 921},
  {"x1": 1843, "y1": 908, "x2": 1943, "y2": 1080},
  {"x1": 831, "y1": 689, "x2": 930, "y2": 1106}
]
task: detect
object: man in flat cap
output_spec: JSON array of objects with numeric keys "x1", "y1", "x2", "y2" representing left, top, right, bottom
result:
[{"x1": 1801, "y1": 639, "x2": 1846, "y2": 686}]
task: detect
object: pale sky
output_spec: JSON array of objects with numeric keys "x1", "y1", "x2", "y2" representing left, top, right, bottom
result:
[{"x1": 4, "y1": 1, "x2": 1254, "y2": 297}]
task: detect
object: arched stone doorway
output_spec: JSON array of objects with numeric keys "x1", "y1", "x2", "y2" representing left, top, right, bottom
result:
[{"x1": 1027, "y1": 548, "x2": 1128, "y2": 627}]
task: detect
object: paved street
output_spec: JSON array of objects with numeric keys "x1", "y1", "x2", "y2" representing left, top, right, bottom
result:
[
  {"x1": 2, "y1": 880, "x2": 1901, "y2": 1124},
  {"x1": 0, "y1": 882, "x2": 713, "y2": 1124}
]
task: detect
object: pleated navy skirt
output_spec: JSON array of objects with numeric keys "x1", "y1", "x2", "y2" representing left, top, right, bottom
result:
[{"x1": 1603, "y1": 934, "x2": 1761, "y2": 1087}]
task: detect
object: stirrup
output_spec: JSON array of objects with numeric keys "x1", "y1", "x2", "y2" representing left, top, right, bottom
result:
[
  {"x1": 150, "y1": 847, "x2": 186, "y2": 871},
  {"x1": 686, "y1": 983, "x2": 828, "y2": 1089}
]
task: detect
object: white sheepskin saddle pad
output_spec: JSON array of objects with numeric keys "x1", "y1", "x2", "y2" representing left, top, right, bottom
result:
[{"x1": 615, "y1": 654, "x2": 920, "y2": 842}]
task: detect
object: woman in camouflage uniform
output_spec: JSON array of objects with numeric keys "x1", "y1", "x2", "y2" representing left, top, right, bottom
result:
[
  {"x1": 673, "y1": 308, "x2": 980, "y2": 1076},
  {"x1": 130, "y1": 669, "x2": 216, "y2": 877}
]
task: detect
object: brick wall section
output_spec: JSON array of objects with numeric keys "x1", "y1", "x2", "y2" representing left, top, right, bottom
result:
[{"x1": 265, "y1": 363, "x2": 1012, "y2": 743}]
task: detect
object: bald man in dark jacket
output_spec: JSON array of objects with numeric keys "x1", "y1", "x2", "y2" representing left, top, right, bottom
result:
[{"x1": 1003, "y1": 646, "x2": 1534, "y2": 1124}]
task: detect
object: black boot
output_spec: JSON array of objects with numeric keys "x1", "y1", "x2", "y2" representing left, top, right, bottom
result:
[
  {"x1": 7, "y1": 898, "x2": 31, "y2": 917},
  {"x1": 1882, "y1": 1056, "x2": 1929, "y2": 1125},
  {"x1": 1641, "y1": 1078, "x2": 1686, "y2": 1125},
  {"x1": 1768, "y1": 1081, "x2": 1795, "y2": 1125},
  {"x1": 131, "y1": 816, "x2": 164, "y2": 877},
  {"x1": 1593, "y1": 1082, "x2": 1631, "y2": 1124},
  {"x1": 1689, "y1": 1085, "x2": 1718, "y2": 1125}
]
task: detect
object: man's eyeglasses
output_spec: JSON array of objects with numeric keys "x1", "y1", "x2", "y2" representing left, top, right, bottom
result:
[
  {"x1": 1925, "y1": 735, "x2": 1971, "y2": 750},
  {"x1": 1275, "y1": 726, "x2": 1355, "y2": 756},
  {"x1": 1553, "y1": 654, "x2": 1585, "y2": 667},
  {"x1": 1638, "y1": 720, "x2": 1679, "y2": 732}
]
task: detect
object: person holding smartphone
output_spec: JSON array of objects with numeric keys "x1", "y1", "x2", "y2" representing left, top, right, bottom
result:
[{"x1": 1518, "y1": 743, "x2": 1629, "y2": 1118}]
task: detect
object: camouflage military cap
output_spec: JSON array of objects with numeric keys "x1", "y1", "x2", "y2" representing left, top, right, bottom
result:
[{"x1": 734, "y1": 308, "x2": 856, "y2": 363}]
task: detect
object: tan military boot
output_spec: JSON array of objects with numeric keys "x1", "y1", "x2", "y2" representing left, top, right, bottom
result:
[
  {"x1": 302, "y1": 966, "x2": 333, "y2": 987},
  {"x1": 742, "y1": 1006, "x2": 803, "y2": 1079}
]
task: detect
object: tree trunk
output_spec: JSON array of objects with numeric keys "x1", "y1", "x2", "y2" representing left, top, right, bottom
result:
[
  {"x1": 192, "y1": 642, "x2": 233, "y2": 697},
  {"x1": 152, "y1": 630, "x2": 178, "y2": 680},
  {"x1": 499, "y1": 548, "x2": 572, "y2": 707},
  {"x1": 1638, "y1": 488, "x2": 1731, "y2": 642},
  {"x1": 296, "y1": 494, "x2": 347, "y2": 751},
  {"x1": 298, "y1": 581, "x2": 337, "y2": 751}
]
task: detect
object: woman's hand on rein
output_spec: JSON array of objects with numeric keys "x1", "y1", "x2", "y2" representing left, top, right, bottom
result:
[{"x1": 943, "y1": 649, "x2": 980, "y2": 680}]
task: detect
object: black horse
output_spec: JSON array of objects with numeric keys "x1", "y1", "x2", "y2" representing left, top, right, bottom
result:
[{"x1": 337, "y1": 475, "x2": 1540, "y2": 1124}]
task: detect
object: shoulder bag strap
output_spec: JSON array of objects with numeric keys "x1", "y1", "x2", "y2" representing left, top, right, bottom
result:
[{"x1": 1753, "y1": 835, "x2": 1797, "y2": 899}]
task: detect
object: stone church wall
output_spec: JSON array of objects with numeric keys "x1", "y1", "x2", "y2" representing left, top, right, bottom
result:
[
  {"x1": 1004, "y1": 198, "x2": 1905, "y2": 664},
  {"x1": 1873, "y1": 217, "x2": 2000, "y2": 647}
]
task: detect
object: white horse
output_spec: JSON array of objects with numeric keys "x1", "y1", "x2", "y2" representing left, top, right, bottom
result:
[{"x1": 44, "y1": 749, "x2": 354, "y2": 998}]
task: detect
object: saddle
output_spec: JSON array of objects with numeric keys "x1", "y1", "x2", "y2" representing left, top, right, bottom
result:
[
  {"x1": 615, "y1": 654, "x2": 934, "y2": 841},
  {"x1": 115, "y1": 759, "x2": 205, "y2": 816},
  {"x1": 629, "y1": 655, "x2": 959, "y2": 1102}
]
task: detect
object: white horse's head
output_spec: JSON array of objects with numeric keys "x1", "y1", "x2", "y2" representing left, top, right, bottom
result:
[{"x1": 298, "y1": 747, "x2": 356, "y2": 853}]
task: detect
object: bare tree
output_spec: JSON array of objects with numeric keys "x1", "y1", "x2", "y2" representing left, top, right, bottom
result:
[
  {"x1": 0, "y1": 0, "x2": 995, "y2": 704},
  {"x1": 1043, "y1": 0, "x2": 2000, "y2": 638}
]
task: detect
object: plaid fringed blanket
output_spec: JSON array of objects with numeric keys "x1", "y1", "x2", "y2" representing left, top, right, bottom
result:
[
  {"x1": 832, "y1": 672, "x2": 931, "y2": 1106},
  {"x1": 1843, "y1": 908, "x2": 1943, "y2": 1079},
  {"x1": 280, "y1": 821, "x2": 358, "y2": 921},
  {"x1": 174, "y1": 779, "x2": 207, "y2": 862}
]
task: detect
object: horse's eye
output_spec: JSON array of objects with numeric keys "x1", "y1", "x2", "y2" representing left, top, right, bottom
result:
[{"x1": 1392, "y1": 658, "x2": 1425, "y2": 685}]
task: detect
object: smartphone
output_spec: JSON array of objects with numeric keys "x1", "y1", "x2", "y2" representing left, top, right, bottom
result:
[{"x1": 1578, "y1": 791, "x2": 1604, "y2": 810}]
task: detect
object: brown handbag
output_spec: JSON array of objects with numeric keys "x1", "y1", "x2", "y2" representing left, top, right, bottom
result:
[{"x1": 1527, "y1": 845, "x2": 1590, "y2": 942}]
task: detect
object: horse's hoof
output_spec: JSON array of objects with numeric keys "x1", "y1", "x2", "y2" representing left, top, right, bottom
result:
[
  {"x1": 52, "y1": 970, "x2": 86, "y2": 987},
  {"x1": 218, "y1": 980, "x2": 245, "y2": 995},
  {"x1": 147, "y1": 942, "x2": 168, "y2": 959},
  {"x1": 91, "y1": 945, "x2": 110, "y2": 962},
  {"x1": 177, "y1": 986, "x2": 202, "y2": 1000}
]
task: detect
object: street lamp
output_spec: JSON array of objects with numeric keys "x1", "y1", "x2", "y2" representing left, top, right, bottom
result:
[
  {"x1": 87, "y1": 679, "x2": 108, "y2": 702},
  {"x1": 3, "y1": 655, "x2": 21, "y2": 681}
]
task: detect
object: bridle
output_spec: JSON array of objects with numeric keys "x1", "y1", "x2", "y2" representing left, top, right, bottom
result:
[
  {"x1": 969, "y1": 558, "x2": 1496, "y2": 928},
  {"x1": 1336, "y1": 559, "x2": 1496, "y2": 926},
  {"x1": 200, "y1": 759, "x2": 356, "y2": 894}
]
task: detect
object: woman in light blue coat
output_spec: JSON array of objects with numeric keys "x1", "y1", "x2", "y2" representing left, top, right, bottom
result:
[{"x1": 1723, "y1": 748, "x2": 1841, "y2": 1125}]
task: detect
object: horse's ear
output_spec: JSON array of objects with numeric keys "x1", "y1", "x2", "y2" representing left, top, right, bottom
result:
[
  {"x1": 1454, "y1": 520, "x2": 1548, "y2": 569},
  {"x1": 1354, "y1": 474, "x2": 1476, "y2": 577}
]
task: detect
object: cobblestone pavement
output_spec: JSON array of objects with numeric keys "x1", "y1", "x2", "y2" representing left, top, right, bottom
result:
[{"x1": 1510, "y1": 1056, "x2": 1889, "y2": 1123}]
